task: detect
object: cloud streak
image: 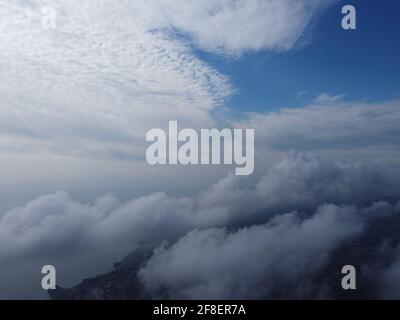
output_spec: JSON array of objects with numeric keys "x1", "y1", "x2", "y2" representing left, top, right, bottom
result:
[{"x1": 236, "y1": 99, "x2": 400, "y2": 165}]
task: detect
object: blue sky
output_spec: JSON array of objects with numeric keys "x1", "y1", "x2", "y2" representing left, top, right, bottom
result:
[{"x1": 204, "y1": 0, "x2": 400, "y2": 112}]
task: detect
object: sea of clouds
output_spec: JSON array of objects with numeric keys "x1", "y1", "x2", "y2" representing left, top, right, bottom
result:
[{"x1": 2, "y1": 153, "x2": 400, "y2": 299}]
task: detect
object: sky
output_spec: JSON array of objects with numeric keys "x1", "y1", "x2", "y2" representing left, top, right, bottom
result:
[
  {"x1": 214, "y1": 0, "x2": 400, "y2": 112},
  {"x1": 1, "y1": 0, "x2": 400, "y2": 300}
]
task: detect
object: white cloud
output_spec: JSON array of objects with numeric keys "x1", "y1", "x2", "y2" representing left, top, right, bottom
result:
[
  {"x1": 198, "y1": 152, "x2": 398, "y2": 221},
  {"x1": 0, "y1": 0, "x2": 336, "y2": 161},
  {"x1": 140, "y1": 0, "x2": 336, "y2": 56},
  {"x1": 314, "y1": 93, "x2": 346, "y2": 104},
  {"x1": 139, "y1": 203, "x2": 365, "y2": 299},
  {"x1": 1, "y1": 153, "x2": 399, "y2": 298},
  {"x1": 1, "y1": 152, "x2": 396, "y2": 262},
  {"x1": 0, "y1": 0, "x2": 232, "y2": 162},
  {"x1": 237, "y1": 99, "x2": 400, "y2": 164}
]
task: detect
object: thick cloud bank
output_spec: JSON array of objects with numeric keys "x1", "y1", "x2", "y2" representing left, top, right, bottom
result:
[
  {"x1": 1, "y1": 153, "x2": 400, "y2": 299},
  {"x1": 139, "y1": 200, "x2": 400, "y2": 300},
  {"x1": 139, "y1": 204, "x2": 366, "y2": 299},
  {"x1": 1, "y1": 153, "x2": 396, "y2": 263}
]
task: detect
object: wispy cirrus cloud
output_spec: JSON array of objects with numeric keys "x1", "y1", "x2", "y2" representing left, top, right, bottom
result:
[
  {"x1": 138, "y1": 0, "x2": 337, "y2": 56},
  {"x1": 236, "y1": 98, "x2": 400, "y2": 164}
]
